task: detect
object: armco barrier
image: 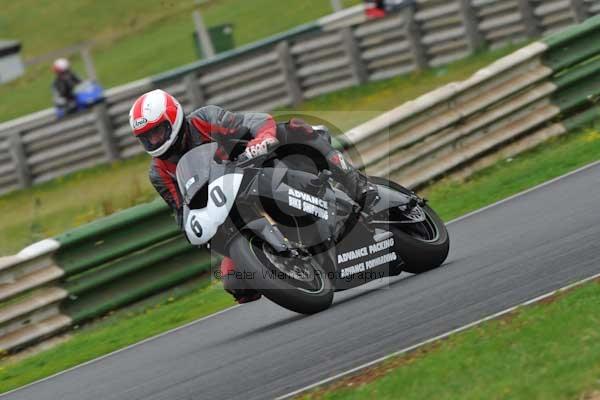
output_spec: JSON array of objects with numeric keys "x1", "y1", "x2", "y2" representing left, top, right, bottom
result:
[
  {"x1": 1, "y1": 13, "x2": 600, "y2": 353},
  {"x1": 0, "y1": 200, "x2": 214, "y2": 352},
  {"x1": 343, "y1": 13, "x2": 600, "y2": 189},
  {"x1": 1, "y1": 0, "x2": 600, "y2": 196}
]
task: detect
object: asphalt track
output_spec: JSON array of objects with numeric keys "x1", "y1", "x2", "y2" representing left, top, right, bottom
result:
[{"x1": 4, "y1": 161, "x2": 600, "y2": 400}]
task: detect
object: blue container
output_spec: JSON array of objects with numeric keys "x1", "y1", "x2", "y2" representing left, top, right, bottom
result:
[
  {"x1": 56, "y1": 80, "x2": 105, "y2": 118},
  {"x1": 74, "y1": 81, "x2": 104, "y2": 107}
]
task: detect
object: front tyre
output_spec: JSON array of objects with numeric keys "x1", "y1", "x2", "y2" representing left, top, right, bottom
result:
[
  {"x1": 391, "y1": 204, "x2": 449, "y2": 274},
  {"x1": 368, "y1": 176, "x2": 449, "y2": 274},
  {"x1": 228, "y1": 236, "x2": 334, "y2": 314}
]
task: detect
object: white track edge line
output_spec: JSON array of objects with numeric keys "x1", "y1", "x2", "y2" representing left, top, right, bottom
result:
[
  {"x1": 4, "y1": 160, "x2": 600, "y2": 398},
  {"x1": 0, "y1": 304, "x2": 241, "y2": 398},
  {"x1": 277, "y1": 270, "x2": 600, "y2": 400}
]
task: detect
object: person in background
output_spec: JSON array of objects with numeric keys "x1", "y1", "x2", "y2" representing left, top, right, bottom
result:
[
  {"x1": 52, "y1": 58, "x2": 81, "y2": 116},
  {"x1": 365, "y1": 0, "x2": 387, "y2": 18},
  {"x1": 365, "y1": 0, "x2": 414, "y2": 18}
]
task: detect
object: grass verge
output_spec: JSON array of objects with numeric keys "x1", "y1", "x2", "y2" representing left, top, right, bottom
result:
[
  {"x1": 1, "y1": 118, "x2": 599, "y2": 396},
  {"x1": 0, "y1": 45, "x2": 518, "y2": 256}
]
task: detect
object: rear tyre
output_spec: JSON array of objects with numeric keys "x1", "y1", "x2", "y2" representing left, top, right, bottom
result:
[{"x1": 228, "y1": 235, "x2": 334, "y2": 314}]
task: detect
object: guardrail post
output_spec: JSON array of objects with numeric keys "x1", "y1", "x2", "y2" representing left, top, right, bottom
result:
[
  {"x1": 459, "y1": 0, "x2": 486, "y2": 52},
  {"x1": 184, "y1": 73, "x2": 205, "y2": 109},
  {"x1": 9, "y1": 131, "x2": 32, "y2": 188},
  {"x1": 403, "y1": 5, "x2": 428, "y2": 70},
  {"x1": 570, "y1": 0, "x2": 590, "y2": 23},
  {"x1": 342, "y1": 27, "x2": 368, "y2": 85},
  {"x1": 93, "y1": 103, "x2": 120, "y2": 161},
  {"x1": 518, "y1": 0, "x2": 541, "y2": 37},
  {"x1": 276, "y1": 41, "x2": 303, "y2": 107}
]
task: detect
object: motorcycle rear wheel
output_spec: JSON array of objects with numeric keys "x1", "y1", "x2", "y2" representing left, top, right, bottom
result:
[{"x1": 228, "y1": 235, "x2": 334, "y2": 314}]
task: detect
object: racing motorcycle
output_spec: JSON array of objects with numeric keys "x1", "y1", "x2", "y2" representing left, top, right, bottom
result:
[{"x1": 176, "y1": 138, "x2": 449, "y2": 314}]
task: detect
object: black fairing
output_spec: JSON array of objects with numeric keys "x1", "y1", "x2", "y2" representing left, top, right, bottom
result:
[
  {"x1": 370, "y1": 183, "x2": 414, "y2": 215},
  {"x1": 237, "y1": 167, "x2": 337, "y2": 252}
]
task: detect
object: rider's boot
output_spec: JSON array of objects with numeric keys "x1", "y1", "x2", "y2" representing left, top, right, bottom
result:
[
  {"x1": 220, "y1": 257, "x2": 262, "y2": 304},
  {"x1": 228, "y1": 288, "x2": 262, "y2": 304},
  {"x1": 326, "y1": 150, "x2": 378, "y2": 214}
]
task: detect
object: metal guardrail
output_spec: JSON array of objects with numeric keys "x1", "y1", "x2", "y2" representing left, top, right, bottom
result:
[
  {"x1": 0, "y1": 200, "x2": 214, "y2": 351},
  {"x1": 342, "y1": 11, "x2": 600, "y2": 189},
  {"x1": 1, "y1": 0, "x2": 599, "y2": 196},
  {"x1": 1, "y1": 15, "x2": 600, "y2": 352}
]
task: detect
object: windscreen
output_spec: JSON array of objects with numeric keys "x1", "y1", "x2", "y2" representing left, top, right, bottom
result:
[{"x1": 176, "y1": 142, "x2": 219, "y2": 205}]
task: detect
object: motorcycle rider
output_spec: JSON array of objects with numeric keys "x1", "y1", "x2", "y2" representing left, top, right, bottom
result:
[
  {"x1": 52, "y1": 58, "x2": 81, "y2": 116},
  {"x1": 129, "y1": 89, "x2": 376, "y2": 303}
]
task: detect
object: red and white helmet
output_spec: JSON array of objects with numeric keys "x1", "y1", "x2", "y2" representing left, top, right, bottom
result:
[
  {"x1": 53, "y1": 58, "x2": 70, "y2": 74},
  {"x1": 129, "y1": 89, "x2": 184, "y2": 157}
]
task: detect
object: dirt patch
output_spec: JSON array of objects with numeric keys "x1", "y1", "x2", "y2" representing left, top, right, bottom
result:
[
  {"x1": 581, "y1": 390, "x2": 600, "y2": 400},
  {"x1": 0, "y1": 334, "x2": 72, "y2": 366}
]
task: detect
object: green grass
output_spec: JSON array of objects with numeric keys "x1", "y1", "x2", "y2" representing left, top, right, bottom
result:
[
  {"x1": 0, "y1": 0, "x2": 360, "y2": 122},
  {"x1": 0, "y1": 46, "x2": 517, "y2": 256},
  {"x1": 301, "y1": 281, "x2": 600, "y2": 400}
]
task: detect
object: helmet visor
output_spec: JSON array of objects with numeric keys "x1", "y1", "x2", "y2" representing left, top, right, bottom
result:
[{"x1": 138, "y1": 121, "x2": 173, "y2": 152}]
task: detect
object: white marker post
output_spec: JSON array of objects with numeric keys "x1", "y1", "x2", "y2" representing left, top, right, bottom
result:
[
  {"x1": 80, "y1": 46, "x2": 97, "y2": 81},
  {"x1": 193, "y1": 10, "x2": 216, "y2": 59}
]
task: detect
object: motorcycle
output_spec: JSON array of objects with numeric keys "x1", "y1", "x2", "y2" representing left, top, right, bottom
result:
[{"x1": 176, "y1": 136, "x2": 449, "y2": 314}]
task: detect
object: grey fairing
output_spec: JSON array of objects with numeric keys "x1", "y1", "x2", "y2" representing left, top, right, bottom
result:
[
  {"x1": 176, "y1": 142, "x2": 219, "y2": 205},
  {"x1": 370, "y1": 183, "x2": 413, "y2": 214}
]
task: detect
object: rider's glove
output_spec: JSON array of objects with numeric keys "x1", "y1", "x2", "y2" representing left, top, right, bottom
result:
[
  {"x1": 287, "y1": 118, "x2": 315, "y2": 137},
  {"x1": 242, "y1": 137, "x2": 279, "y2": 160}
]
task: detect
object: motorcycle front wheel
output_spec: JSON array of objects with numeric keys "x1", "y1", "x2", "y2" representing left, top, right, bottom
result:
[
  {"x1": 369, "y1": 176, "x2": 450, "y2": 274},
  {"x1": 228, "y1": 235, "x2": 334, "y2": 314},
  {"x1": 390, "y1": 204, "x2": 449, "y2": 273}
]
